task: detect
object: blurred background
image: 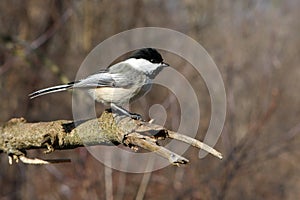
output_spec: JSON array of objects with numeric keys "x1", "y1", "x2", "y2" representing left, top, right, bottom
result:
[{"x1": 1, "y1": 0, "x2": 300, "y2": 199}]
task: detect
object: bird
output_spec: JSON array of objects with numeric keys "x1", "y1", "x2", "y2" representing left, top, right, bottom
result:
[{"x1": 29, "y1": 48, "x2": 169, "y2": 120}]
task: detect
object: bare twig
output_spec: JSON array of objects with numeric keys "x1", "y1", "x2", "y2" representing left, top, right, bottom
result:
[
  {"x1": 30, "y1": 8, "x2": 73, "y2": 50},
  {"x1": 136, "y1": 156, "x2": 155, "y2": 200},
  {"x1": 104, "y1": 152, "x2": 113, "y2": 200},
  {"x1": 167, "y1": 131, "x2": 223, "y2": 159}
]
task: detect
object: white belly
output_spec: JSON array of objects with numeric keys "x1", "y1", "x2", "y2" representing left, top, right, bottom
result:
[{"x1": 88, "y1": 87, "x2": 139, "y2": 106}]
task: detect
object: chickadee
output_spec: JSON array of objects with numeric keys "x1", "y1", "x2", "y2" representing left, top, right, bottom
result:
[{"x1": 29, "y1": 48, "x2": 169, "y2": 120}]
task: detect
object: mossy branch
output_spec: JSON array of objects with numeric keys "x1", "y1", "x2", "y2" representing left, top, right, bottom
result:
[{"x1": 0, "y1": 110, "x2": 222, "y2": 165}]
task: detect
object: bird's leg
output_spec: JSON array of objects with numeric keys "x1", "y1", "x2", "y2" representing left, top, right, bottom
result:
[{"x1": 110, "y1": 103, "x2": 142, "y2": 120}]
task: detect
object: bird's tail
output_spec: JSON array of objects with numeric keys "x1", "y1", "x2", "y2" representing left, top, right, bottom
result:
[{"x1": 29, "y1": 83, "x2": 74, "y2": 99}]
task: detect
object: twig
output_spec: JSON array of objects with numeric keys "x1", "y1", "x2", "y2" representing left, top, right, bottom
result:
[
  {"x1": 125, "y1": 133, "x2": 189, "y2": 165},
  {"x1": 30, "y1": 8, "x2": 73, "y2": 50},
  {"x1": 104, "y1": 152, "x2": 113, "y2": 200},
  {"x1": 9, "y1": 154, "x2": 71, "y2": 165},
  {"x1": 167, "y1": 131, "x2": 223, "y2": 159},
  {"x1": 136, "y1": 156, "x2": 155, "y2": 200}
]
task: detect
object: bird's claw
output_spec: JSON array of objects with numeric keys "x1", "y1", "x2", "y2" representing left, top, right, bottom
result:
[{"x1": 129, "y1": 113, "x2": 143, "y2": 121}]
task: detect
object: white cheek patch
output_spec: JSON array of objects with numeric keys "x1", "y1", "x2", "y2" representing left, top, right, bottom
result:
[{"x1": 123, "y1": 58, "x2": 161, "y2": 75}]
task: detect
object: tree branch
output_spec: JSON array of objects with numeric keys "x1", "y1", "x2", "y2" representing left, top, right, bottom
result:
[{"x1": 0, "y1": 110, "x2": 222, "y2": 165}]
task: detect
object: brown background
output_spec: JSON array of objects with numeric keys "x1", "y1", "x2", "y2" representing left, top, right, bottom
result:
[{"x1": 0, "y1": 1, "x2": 299, "y2": 199}]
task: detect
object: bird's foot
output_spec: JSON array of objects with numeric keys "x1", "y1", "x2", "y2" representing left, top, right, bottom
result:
[{"x1": 128, "y1": 112, "x2": 143, "y2": 121}]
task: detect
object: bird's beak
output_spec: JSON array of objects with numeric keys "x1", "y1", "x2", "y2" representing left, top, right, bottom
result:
[{"x1": 161, "y1": 62, "x2": 170, "y2": 67}]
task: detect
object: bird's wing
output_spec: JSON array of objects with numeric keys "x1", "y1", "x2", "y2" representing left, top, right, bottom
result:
[
  {"x1": 73, "y1": 73, "x2": 116, "y2": 88},
  {"x1": 73, "y1": 62, "x2": 144, "y2": 89}
]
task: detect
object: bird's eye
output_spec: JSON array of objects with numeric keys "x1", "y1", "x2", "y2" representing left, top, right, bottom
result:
[{"x1": 150, "y1": 59, "x2": 155, "y2": 63}]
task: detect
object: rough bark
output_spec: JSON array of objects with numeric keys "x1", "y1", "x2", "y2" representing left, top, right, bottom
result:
[{"x1": 0, "y1": 110, "x2": 222, "y2": 165}]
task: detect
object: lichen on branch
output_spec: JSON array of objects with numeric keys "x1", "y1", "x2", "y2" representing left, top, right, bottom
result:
[{"x1": 0, "y1": 110, "x2": 222, "y2": 165}]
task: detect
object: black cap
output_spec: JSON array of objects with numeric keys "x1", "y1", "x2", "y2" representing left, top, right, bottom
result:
[{"x1": 129, "y1": 48, "x2": 164, "y2": 64}]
